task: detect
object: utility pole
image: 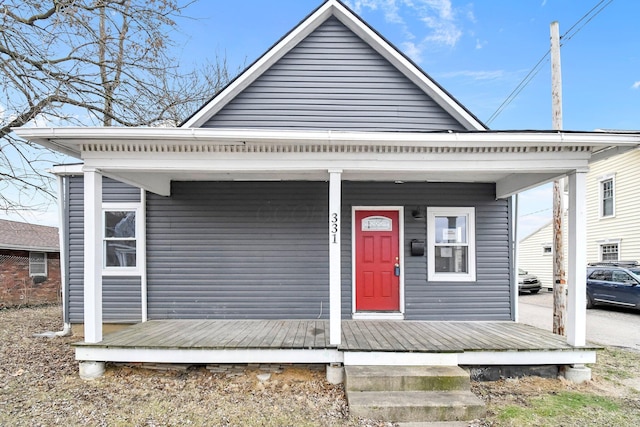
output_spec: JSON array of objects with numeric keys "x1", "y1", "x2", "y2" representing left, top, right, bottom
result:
[{"x1": 551, "y1": 21, "x2": 566, "y2": 336}]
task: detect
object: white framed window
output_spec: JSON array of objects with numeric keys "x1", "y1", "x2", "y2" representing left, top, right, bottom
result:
[
  {"x1": 542, "y1": 244, "x2": 552, "y2": 256},
  {"x1": 103, "y1": 203, "x2": 142, "y2": 275},
  {"x1": 600, "y1": 243, "x2": 619, "y2": 262},
  {"x1": 599, "y1": 175, "x2": 615, "y2": 218},
  {"x1": 427, "y1": 207, "x2": 476, "y2": 282},
  {"x1": 29, "y1": 252, "x2": 47, "y2": 277}
]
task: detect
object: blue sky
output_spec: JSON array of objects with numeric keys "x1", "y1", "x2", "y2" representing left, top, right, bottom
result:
[{"x1": 5, "y1": 0, "x2": 639, "y2": 238}]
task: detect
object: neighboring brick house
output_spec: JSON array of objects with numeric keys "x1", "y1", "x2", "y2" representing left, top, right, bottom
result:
[{"x1": 0, "y1": 219, "x2": 61, "y2": 308}]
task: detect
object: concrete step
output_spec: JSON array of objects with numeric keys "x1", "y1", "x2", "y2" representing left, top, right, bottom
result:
[
  {"x1": 348, "y1": 390, "x2": 486, "y2": 423},
  {"x1": 345, "y1": 365, "x2": 471, "y2": 392}
]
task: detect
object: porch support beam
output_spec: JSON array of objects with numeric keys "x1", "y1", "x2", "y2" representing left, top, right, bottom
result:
[
  {"x1": 567, "y1": 170, "x2": 587, "y2": 347},
  {"x1": 496, "y1": 173, "x2": 565, "y2": 199},
  {"x1": 83, "y1": 168, "x2": 103, "y2": 343},
  {"x1": 101, "y1": 171, "x2": 171, "y2": 197},
  {"x1": 329, "y1": 169, "x2": 342, "y2": 346}
]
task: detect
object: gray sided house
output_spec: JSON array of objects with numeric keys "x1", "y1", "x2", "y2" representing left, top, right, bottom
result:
[{"x1": 15, "y1": 0, "x2": 640, "y2": 388}]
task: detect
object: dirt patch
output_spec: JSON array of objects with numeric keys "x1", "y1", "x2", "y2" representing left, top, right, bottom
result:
[
  {"x1": 3, "y1": 305, "x2": 640, "y2": 426},
  {"x1": 470, "y1": 347, "x2": 640, "y2": 426},
  {"x1": 0, "y1": 305, "x2": 392, "y2": 426}
]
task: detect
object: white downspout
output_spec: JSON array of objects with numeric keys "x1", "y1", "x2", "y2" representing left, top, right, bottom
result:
[
  {"x1": 513, "y1": 194, "x2": 519, "y2": 323},
  {"x1": 140, "y1": 189, "x2": 147, "y2": 322},
  {"x1": 34, "y1": 173, "x2": 72, "y2": 337}
]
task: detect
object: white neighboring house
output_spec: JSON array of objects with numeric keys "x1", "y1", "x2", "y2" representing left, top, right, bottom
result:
[
  {"x1": 586, "y1": 148, "x2": 640, "y2": 263},
  {"x1": 519, "y1": 147, "x2": 640, "y2": 287},
  {"x1": 518, "y1": 213, "x2": 567, "y2": 291}
]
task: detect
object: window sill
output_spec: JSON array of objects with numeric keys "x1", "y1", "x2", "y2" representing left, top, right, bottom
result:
[
  {"x1": 102, "y1": 269, "x2": 141, "y2": 277},
  {"x1": 428, "y1": 274, "x2": 476, "y2": 282}
]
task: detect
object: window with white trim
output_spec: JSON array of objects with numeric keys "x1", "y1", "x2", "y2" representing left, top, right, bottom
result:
[
  {"x1": 103, "y1": 204, "x2": 141, "y2": 274},
  {"x1": 542, "y1": 244, "x2": 552, "y2": 255},
  {"x1": 600, "y1": 243, "x2": 619, "y2": 262},
  {"x1": 427, "y1": 207, "x2": 476, "y2": 282},
  {"x1": 600, "y1": 176, "x2": 615, "y2": 218},
  {"x1": 29, "y1": 252, "x2": 47, "y2": 277}
]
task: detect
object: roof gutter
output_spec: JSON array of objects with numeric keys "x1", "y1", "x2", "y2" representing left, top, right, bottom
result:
[{"x1": 13, "y1": 127, "x2": 640, "y2": 159}]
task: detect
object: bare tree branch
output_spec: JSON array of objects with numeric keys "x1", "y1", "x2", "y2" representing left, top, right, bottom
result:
[{"x1": 0, "y1": 0, "x2": 236, "y2": 215}]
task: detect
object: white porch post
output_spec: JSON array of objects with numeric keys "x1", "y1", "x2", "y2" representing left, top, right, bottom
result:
[
  {"x1": 328, "y1": 169, "x2": 342, "y2": 346},
  {"x1": 567, "y1": 171, "x2": 587, "y2": 347},
  {"x1": 83, "y1": 168, "x2": 103, "y2": 343}
]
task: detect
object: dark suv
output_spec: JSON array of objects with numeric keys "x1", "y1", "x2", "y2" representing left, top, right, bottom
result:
[{"x1": 586, "y1": 261, "x2": 640, "y2": 310}]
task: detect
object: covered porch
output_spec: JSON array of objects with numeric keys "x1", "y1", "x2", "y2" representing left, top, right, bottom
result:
[
  {"x1": 15, "y1": 127, "x2": 640, "y2": 381},
  {"x1": 75, "y1": 318, "x2": 597, "y2": 368}
]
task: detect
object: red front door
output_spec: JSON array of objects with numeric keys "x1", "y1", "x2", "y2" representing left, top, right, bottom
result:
[{"x1": 355, "y1": 210, "x2": 400, "y2": 311}]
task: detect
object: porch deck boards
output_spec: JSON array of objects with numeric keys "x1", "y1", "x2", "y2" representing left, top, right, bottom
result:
[{"x1": 78, "y1": 319, "x2": 588, "y2": 353}]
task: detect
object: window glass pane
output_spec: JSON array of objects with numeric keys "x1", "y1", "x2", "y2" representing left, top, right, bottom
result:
[
  {"x1": 105, "y1": 211, "x2": 136, "y2": 238},
  {"x1": 361, "y1": 216, "x2": 392, "y2": 231},
  {"x1": 601, "y1": 244, "x2": 619, "y2": 261},
  {"x1": 434, "y1": 246, "x2": 468, "y2": 273},
  {"x1": 105, "y1": 240, "x2": 137, "y2": 267},
  {"x1": 29, "y1": 252, "x2": 46, "y2": 275},
  {"x1": 434, "y1": 216, "x2": 467, "y2": 244},
  {"x1": 602, "y1": 179, "x2": 613, "y2": 216},
  {"x1": 612, "y1": 271, "x2": 631, "y2": 283},
  {"x1": 588, "y1": 270, "x2": 602, "y2": 280}
]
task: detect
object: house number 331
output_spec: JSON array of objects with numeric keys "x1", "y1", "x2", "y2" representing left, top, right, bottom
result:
[{"x1": 330, "y1": 213, "x2": 339, "y2": 243}]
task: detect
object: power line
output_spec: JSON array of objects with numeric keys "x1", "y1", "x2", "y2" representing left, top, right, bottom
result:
[
  {"x1": 520, "y1": 207, "x2": 551, "y2": 218},
  {"x1": 562, "y1": 0, "x2": 612, "y2": 43},
  {"x1": 485, "y1": 0, "x2": 614, "y2": 126}
]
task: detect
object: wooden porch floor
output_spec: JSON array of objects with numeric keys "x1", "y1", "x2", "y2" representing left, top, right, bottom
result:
[{"x1": 77, "y1": 319, "x2": 589, "y2": 353}]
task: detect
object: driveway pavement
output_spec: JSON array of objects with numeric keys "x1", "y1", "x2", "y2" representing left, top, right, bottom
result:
[{"x1": 518, "y1": 290, "x2": 640, "y2": 351}]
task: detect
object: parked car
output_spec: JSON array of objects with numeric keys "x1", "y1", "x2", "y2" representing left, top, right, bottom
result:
[
  {"x1": 518, "y1": 268, "x2": 541, "y2": 294},
  {"x1": 587, "y1": 262, "x2": 640, "y2": 310}
]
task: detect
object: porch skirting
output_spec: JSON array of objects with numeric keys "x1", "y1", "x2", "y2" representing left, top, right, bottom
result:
[{"x1": 74, "y1": 320, "x2": 597, "y2": 368}]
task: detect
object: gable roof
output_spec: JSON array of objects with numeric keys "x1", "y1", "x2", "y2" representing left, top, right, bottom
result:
[
  {"x1": 0, "y1": 219, "x2": 59, "y2": 252},
  {"x1": 181, "y1": 0, "x2": 486, "y2": 131}
]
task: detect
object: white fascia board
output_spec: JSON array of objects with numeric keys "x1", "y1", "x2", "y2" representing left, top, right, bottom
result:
[
  {"x1": 181, "y1": 2, "x2": 335, "y2": 128},
  {"x1": 457, "y1": 350, "x2": 597, "y2": 366},
  {"x1": 343, "y1": 351, "x2": 458, "y2": 366},
  {"x1": 84, "y1": 157, "x2": 590, "y2": 174},
  {"x1": 13, "y1": 127, "x2": 640, "y2": 150},
  {"x1": 329, "y1": 1, "x2": 485, "y2": 131},
  {"x1": 51, "y1": 164, "x2": 84, "y2": 176},
  {"x1": 75, "y1": 347, "x2": 343, "y2": 364}
]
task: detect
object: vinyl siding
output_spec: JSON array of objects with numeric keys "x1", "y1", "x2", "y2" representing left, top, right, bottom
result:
[
  {"x1": 586, "y1": 149, "x2": 640, "y2": 262},
  {"x1": 203, "y1": 17, "x2": 465, "y2": 132},
  {"x1": 145, "y1": 181, "x2": 512, "y2": 321},
  {"x1": 66, "y1": 176, "x2": 142, "y2": 323},
  {"x1": 66, "y1": 177, "x2": 512, "y2": 322},
  {"x1": 518, "y1": 217, "x2": 568, "y2": 290},
  {"x1": 146, "y1": 182, "x2": 328, "y2": 320}
]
